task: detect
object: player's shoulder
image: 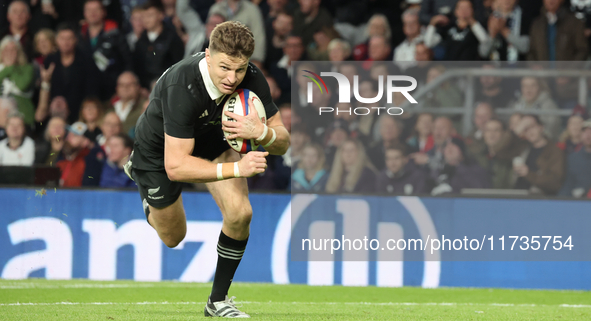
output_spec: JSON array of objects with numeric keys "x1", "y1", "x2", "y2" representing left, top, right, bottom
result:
[
  {"x1": 158, "y1": 53, "x2": 205, "y2": 87},
  {"x1": 239, "y1": 61, "x2": 266, "y2": 88}
]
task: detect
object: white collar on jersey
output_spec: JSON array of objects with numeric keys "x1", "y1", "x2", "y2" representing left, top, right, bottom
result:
[{"x1": 199, "y1": 57, "x2": 226, "y2": 105}]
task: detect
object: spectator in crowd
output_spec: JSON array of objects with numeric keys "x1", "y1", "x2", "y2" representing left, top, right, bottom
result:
[
  {"x1": 198, "y1": 13, "x2": 226, "y2": 54},
  {"x1": 528, "y1": 0, "x2": 588, "y2": 61},
  {"x1": 406, "y1": 113, "x2": 435, "y2": 153},
  {"x1": 324, "y1": 119, "x2": 350, "y2": 168},
  {"x1": 559, "y1": 120, "x2": 591, "y2": 197},
  {"x1": 99, "y1": 133, "x2": 135, "y2": 188},
  {"x1": 1, "y1": 1, "x2": 33, "y2": 61},
  {"x1": 108, "y1": 71, "x2": 145, "y2": 135},
  {"x1": 421, "y1": 64, "x2": 463, "y2": 108},
  {"x1": 96, "y1": 111, "x2": 122, "y2": 148},
  {"x1": 265, "y1": 0, "x2": 290, "y2": 23},
  {"x1": 512, "y1": 76, "x2": 561, "y2": 139},
  {"x1": 326, "y1": 138, "x2": 377, "y2": 193},
  {"x1": 353, "y1": 14, "x2": 391, "y2": 61},
  {"x1": 557, "y1": 114, "x2": 584, "y2": 154},
  {"x1": 365, "y1": 35, "x2": 392, "y2": 66},
  {"x1": 328, "y1": 38, "x2": 351, "y2": 64},
  {"x1": 44, "y1": 23, "x2": 101, "y2": 124},
  {"x1": 405, "y1": 42, "x2": 434, "y2": 86},
  {"x1": 0, "y1": 111, "x2": 34, "y2": 166},
  {"x1": 368, "y1": 115, "x2": 413, "y2": 171},
  {"x1": 570, "y1": 0, "x2": 591, "y2": 47},
  {"x1": 265, "y1": 74, "x2": 286, "y2": 106},
  {"x1": 508, "y1": 112, "x2": 523, "y2": 133},
  {"x1": 394, "y1": 7, "x2": 424, "y2": 71},
  {"x1": 0, "y1": 97, "x2": 18, "y2": 140},
  {"x1": 0, "y1": 36, "x2": 35, "y2": 126},
  {"x1": 431, "y1": 137, "x2": 491, "y2": 195},
  {"x1": 292, "y1": 0, "x2": 333, "y2": 48},
  {"x1": 513, "y1": 115, "x2": 564, "y2": 195},
  {"x1": 176, "y1": 0, "x2": 208, "y2": 58},
  {"x1": 78, "y1": 97, "x2": 103, "y2": 142},
  {"x1": 411, "y1": 116, "x2": 456, "y2": 180},
  {"x1": 291, "y1": 142, "x2": 329, "y2": 192},
  {"x1": 424, "y1": 0, "x2": 488, "y2": 60},
  {"x1": 466, "y1": 102, "x2": 494, "y2": 156},
  {"x1": 32, "y1": 29, "x2": 56, "y2": 66},
  {"x1": 472, "y1": 118, "x2": 525, "y2": 189},
  {"x1": 267, "y1": 103, "x2": 293, "y2": 191},
  {"x1": 35, "y1": 93, "x2": 69, "y2": 137},
  {"x1": 173, "y1": 0, "x2": 199, "y2": 58},
  {"x1": 270, "y1": 35, "x2": 305, "y2": 104},
  {"x1": 34, "y1": 116, "x2": 66, "y2": 166},
  {"x1": 376, "y1": 144, "x2": 429, "y2": 195},
  {"x1": 265, "y1": 11, "x2": 293, "y2": 70},
  {"x1": 80, "y1": 0, "x2": 133, "y2": 101},
  {"x1": 481, "y1": 0, "x2": 531, "y2": 61},
  {"x1": 126, "y1": 6, "x2": 144, "y2": 52},
  {"x1": 368, "y1": 62, "x2": 398, "y2": 89},
  {"x1": 133, "y1": 1, "x2": 184, "y2": 88},
  {"x1": 288, "y1": 124, "x2": 311, "y2": 171},
  {"x1": 307, "y1": 25, "x2": 340, "y2": 61},
  {"x1": 56, "y1": 121, "x2": 105, "y2": 187},
  {"x1": 474, "y1": 63, "x2": 515, "y2": 108},
  {"x1": 418, "y1": 0, "x2": 458, "y2": 26},
  {"x1": 208, "y1": 0, "x2": 266, "y2": 63},
  {"x1": 161, "y1": 0, "x2": 177, "y2": 18}
]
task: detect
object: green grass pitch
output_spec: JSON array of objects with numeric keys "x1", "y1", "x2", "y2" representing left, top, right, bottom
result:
[{"x1": 1, "y1": 279, "x2": 590, "y2": 320}]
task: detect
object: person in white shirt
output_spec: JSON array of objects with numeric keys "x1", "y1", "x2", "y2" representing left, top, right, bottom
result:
[
  {"x1": 0, "y1": 110, "x2": 34, "y2": 166},
  {"x1": 108, "y1": 71, "x2": 145, "y2": 135},
  {"x1": 394, "y1": 7, "x2": 424, "y2": 70}
]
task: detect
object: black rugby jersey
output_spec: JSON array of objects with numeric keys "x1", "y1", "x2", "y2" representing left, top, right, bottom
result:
[{"x1": 132, "y1": 52, "x2": 279, "y2": 171}]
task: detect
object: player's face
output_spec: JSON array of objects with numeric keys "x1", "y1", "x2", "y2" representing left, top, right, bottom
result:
[{"x1": 206, "y1": 49, "x2": 249, "y2": 94}]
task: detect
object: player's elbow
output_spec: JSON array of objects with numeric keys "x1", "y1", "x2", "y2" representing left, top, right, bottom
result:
[
  {"x1": 166, "y1": 168, "x2": 179, "y2": 182},
  {"x1": 164, "y1": 158, "x2": 181, "y2": 182}
]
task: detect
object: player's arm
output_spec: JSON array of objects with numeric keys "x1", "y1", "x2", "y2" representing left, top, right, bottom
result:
[
  {"x1": 164, "y1": 133, "x2": 268, "y2": 183},
  {"x1": 255, "y1": 110, "x2": 289, "y2": 155},
  {"x1": 222, "y1": 105, "x2": 290, "y2": 156}
]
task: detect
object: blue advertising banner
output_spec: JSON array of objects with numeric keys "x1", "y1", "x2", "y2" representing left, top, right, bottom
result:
[{"x1": 1, "y1": 188, "x2": 590, "y2": 290}]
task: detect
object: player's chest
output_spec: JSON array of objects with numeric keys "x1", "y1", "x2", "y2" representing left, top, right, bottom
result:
[{"x1": 195, "y1": 96, "x2": 230, "y2": 130}]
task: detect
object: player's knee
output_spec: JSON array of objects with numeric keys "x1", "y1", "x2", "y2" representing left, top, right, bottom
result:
[
  {"x1": 162, "y1": 230, "x2": 186, "y2": 248},
  {"x1": 225, "y1": 206, "x2": 252, "y2": 228}
]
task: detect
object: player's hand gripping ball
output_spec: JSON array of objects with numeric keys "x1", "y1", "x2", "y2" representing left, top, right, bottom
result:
[{"x1": 221, "y1": 89, "x2": 267, "y2": 153}]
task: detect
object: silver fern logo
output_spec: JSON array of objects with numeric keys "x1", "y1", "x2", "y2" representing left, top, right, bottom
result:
[{"x1": 148, "y1": 187, "x2": 160, "y2": 195}]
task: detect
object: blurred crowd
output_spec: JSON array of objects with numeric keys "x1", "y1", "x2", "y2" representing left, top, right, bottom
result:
[{"x1": 0, "y1": 0, "x2": 590, "y2": 197}]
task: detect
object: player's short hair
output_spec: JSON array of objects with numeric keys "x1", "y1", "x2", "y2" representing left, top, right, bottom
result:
[{"x1": 209, "y1": 21, "x2": 255, "y2": 59}]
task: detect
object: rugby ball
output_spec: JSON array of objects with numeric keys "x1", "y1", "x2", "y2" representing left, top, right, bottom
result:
[{"x1": 222, "y1": 89, "x2": 267, "y2": 153}]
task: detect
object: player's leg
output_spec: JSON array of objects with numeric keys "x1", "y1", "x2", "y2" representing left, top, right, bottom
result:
[
  {"x1": 146, "y1": 195, "x2": 187, "y2": 248},
  {"x1": 204, "y1": 148, "x2": 252, "y2": 317},
  {"x1": 132, "y1": 167, "x2": 187, "y2": 248}
]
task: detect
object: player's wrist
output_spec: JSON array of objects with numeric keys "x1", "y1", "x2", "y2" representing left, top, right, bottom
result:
[
  {"x1": 256, "y1": 125, "x2": 276, "y2": 148},
  {"x1": 217, "y1": 162, "x2": 240, "y2": 180},
  {"x1": 255, "y1": 123, "x2": 268, "y2": 142}
]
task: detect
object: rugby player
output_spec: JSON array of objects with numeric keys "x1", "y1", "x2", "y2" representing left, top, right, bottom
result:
[{"x1": 124, "y1": 21, "x2": 290, "y2": 318}]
